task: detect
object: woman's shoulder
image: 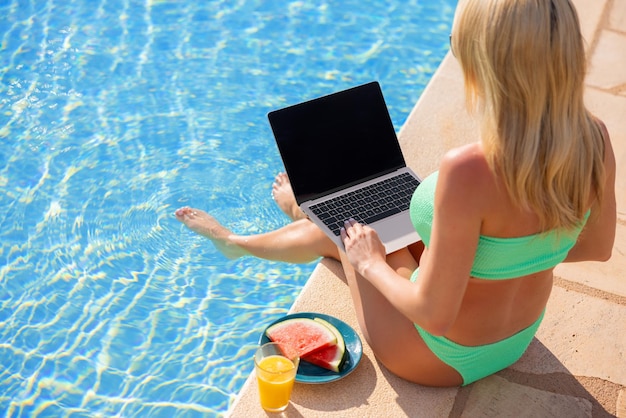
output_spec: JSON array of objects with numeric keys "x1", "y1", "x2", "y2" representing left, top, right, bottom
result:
[
  {"x1": 439, "y1": 143, "x2": 494, "y2": 191},
  {"x1": 434, "y1": 143, "x2": 496, "y2": 218}
]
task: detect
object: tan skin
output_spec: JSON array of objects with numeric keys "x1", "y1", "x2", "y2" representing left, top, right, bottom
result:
[{"x1": 175, "y1": 128, "x2": 616, "y2": 386}]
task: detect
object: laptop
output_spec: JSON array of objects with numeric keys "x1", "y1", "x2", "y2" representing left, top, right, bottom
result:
[{"x1": 268, "y1": 81, "x2": 421, "y2": 254}]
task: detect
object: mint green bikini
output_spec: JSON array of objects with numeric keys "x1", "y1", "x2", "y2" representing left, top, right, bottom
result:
[{"x1": 409, "y1": 171, "x2": 589, "y2": 385}]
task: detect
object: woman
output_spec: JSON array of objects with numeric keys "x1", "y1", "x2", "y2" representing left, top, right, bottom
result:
[{"x1": 176, "y1": 0, "x2": 616, "y2": 386}]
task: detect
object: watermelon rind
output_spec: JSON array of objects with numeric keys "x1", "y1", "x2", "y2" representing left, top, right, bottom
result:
[
  {"x1": 266, "y1": 317, "x2": 337, "y2": 359},
  {"x1": 301, "y1": 317, "x2": 347, "y2": 372}
]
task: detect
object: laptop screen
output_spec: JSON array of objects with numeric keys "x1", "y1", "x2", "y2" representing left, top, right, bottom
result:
[{"x1": 268, "y1": 82, "x2": 407, "y2": 204}]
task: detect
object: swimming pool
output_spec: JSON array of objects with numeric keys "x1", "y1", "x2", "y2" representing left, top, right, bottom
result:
[{"x1": 0, "y1": 0, "x2": 455, "y2": 416}]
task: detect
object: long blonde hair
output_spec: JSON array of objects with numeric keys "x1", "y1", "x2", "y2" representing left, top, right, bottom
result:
[{"x1": 451, "y1": 0, "x2": 605, "y2": 231}]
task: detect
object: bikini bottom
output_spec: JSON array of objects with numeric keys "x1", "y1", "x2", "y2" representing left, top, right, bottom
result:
[{"x1": 410, "y1": 270, "x2": 544, "y2": 385}]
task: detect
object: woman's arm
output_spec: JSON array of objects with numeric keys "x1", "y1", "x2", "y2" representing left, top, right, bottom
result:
[
  {"x1": 341, "y1": 146, "x2": 485, "y2": 335},
  {"x1": 564, "y1": 124, "x2": 617, "y2": 262}
]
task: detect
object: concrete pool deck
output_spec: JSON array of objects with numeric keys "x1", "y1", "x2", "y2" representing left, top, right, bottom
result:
[{"x1": 228, "y1": 0, "x2": 626, "y2": 416}]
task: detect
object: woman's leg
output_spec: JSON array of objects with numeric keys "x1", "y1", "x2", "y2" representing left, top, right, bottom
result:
[
  {"x1": 175, "y1": 207, "x2": 339, "y2": 263},
  {"x1": 175, "y1": 173, "x2": 339, "y2": 263},
  {"x1": 339, "y1": 250, "x2": 463, "y2": 387}
]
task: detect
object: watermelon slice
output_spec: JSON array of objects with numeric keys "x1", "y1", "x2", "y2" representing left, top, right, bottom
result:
[
  {"x1": 266, "y1": 317, "x2": 337, "y2": 359},
  {"x1": 302, "y1": 318, "x2": 347, "y2": 372}
]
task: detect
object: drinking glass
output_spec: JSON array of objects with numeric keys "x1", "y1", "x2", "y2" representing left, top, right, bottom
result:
[{"x1": 254, "y1": 342, "x2": 299, "y2": 412}]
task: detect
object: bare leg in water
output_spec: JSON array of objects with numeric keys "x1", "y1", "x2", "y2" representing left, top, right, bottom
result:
[{"x1": 174, "y1": 173, "x2": 339, "y2": 263}]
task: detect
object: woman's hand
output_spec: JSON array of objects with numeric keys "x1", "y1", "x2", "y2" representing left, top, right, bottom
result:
[{"x1": 340, "y1": 218, "x2": 387, "y2": 276}]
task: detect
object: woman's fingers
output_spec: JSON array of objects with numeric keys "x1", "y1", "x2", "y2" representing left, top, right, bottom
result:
[
  {"x1": 342, "y1": 219, "x2": 378, "y2": 247},
  {"x1": 341, "y1": 218, "x2": 360, "y2": 240}
]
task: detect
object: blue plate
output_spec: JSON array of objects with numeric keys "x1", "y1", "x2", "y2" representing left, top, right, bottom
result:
[{"x1": 259, "y1": 312, "x2": 363, "y2": 384}]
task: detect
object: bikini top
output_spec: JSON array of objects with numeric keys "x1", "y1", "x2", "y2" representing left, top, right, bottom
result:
[{"x1": 409, "y1": 171, "x2": 589, "y2": 280}]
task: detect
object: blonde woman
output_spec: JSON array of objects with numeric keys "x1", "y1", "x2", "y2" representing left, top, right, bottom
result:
[{"x1": 176, "y1": 0, "x2": 616, "y2": 386}]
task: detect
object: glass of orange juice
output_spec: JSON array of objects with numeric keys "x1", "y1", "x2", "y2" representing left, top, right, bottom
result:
[{"x1": 254, "y1": 342, "x2": 300, "y2": 412}]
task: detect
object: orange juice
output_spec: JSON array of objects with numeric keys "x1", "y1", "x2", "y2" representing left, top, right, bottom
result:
[{"x1": 256, "y1": 354, "x2": 297, "y2": 412}]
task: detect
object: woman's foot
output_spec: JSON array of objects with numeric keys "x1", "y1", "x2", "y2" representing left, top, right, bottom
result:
[
  {"x1": 272, "y1": 172, "x2": 306, "y2": 221},
  {"x1": 175, "y1": 207, "x2": 248, "y2": 259}
]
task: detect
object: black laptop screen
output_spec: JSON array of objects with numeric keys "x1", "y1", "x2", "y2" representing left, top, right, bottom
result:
[{"x1": 268, "y1": 82, "x2": 407, "y2": 204}]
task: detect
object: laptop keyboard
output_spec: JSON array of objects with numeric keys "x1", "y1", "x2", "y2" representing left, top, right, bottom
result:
[{"x1": 308, "y1": 172, "x2": 420, "y2": 236}]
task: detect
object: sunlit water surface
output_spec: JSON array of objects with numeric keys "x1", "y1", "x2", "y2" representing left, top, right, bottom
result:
[{"x1": 0, "y1": 0, "x2": 455, "y2": 416}]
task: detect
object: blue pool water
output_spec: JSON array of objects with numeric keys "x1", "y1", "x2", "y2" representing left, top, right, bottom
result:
[{"x1": 0, "y1": 1, "x2": 455, "y2": 416}]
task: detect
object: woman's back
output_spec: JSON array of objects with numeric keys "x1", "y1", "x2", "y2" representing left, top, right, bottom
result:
[{"x1": 413, "y1": 142, "x2": 580, "y2": 346}]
